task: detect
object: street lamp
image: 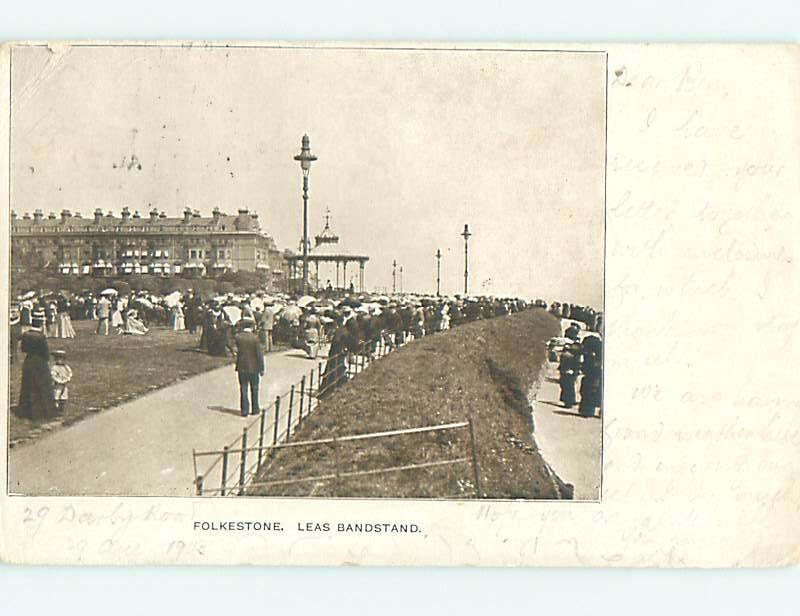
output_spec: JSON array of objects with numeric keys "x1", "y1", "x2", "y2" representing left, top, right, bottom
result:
[
  {"x1": 461, "y1": 223, "x2": 472, "y2": 295},
  {"x1": 294, "y1": 134, "x2": 317, "y2": 295},
  {"x1": 435, "y1": 249, "x2": 442, "y2": 296},
  {"x1": 392, "y1": 259, "x2": 397, "y2": 294},
  {"x1": 399, "y1": 265, "x2": 404, "y2": 293}
]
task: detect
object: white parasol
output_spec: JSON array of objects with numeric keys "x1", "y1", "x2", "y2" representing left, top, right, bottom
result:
[{"x1": 222, "y1": 305, "x2": 242, "y2": 324}]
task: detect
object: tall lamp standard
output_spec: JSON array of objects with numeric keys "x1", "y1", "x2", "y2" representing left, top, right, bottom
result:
[
  {"x1": 435, "y1": 249, "x2": 442, "y2": 296},
  {"x1": 294, "y1": 134, "x2": 317, "y2": 295},
  {"x1": 399, "y1": 265, "x2": 404, "y2": 293},
  {"x1": 392, "y1": 259, "x2": 397, "y2": 294},
  {"x1": 461, "y1": 223, "x2": 472, "y2": 295}
]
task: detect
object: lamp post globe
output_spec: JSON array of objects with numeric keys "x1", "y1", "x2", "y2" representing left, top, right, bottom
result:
[{"x1": 294, "y1": 134, "x2": 318, "y2": 295}]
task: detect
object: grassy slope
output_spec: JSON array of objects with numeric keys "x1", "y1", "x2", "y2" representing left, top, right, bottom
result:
[
  {"x1": 9, "y1": 320, "x2": 233, "y2": 446},
  {"x1": 251, "y1": 308, "x2": 562, "y2": 499}
]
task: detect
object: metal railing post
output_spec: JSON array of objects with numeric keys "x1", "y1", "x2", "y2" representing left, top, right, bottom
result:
[
  {"x1": 195, "y1": 475, "x2": 204, "y2": 496},
  {"x1": 468, "y1": 418, "x2": 482, "y2": 498},
  {"x1": 238, "y1": 427, "x2": 248, "y2": 495},
  {"x1": 221, "y1": 446, "x2": 229, "y2": 497},
  {"x1": 272, "y1": 396, "x2": 280, "y2": 446},
  {"x1": 308, "y1": 369, "x2": 315, "y2": 416},
  {"x1": 293, "y1": 377, "x2": 303, "y2": 440},
  {"x1": 258, "y1": 406, "x2": 266, "y2": 469}
]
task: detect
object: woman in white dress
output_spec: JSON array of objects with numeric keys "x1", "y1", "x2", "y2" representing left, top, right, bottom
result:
[
  {"x1": 172, "y1": 303, "x2": 186, "y2": 331},
  {"x1": 124, "y1": 309, "x2": 149, "y2": 335},
  {"x1": 110, "y1": 297, "x2": 125, "y2": 333}
]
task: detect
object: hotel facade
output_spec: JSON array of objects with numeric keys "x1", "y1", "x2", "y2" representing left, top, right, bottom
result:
[{"x1": 10, "y1": 206, "x2": 288, "y2": 291}]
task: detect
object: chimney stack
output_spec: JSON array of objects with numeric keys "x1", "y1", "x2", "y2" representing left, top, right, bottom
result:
[
  {"x1": 10, "y1": 210, "x2": 17, "y2": 220},
  {"x1": 61, "y1": 209, "x2": 72, "y2": 222},
  {"x1": 121, "y1": 206, "x2": 131, "y2": 220},
  {"x1": 212, "y1": 207, "x2": 221, "y2": 223},
  {"x1": 33, "y1": 209, "x2": 44, "y2": 223},
  {"x1": 183, "y1": 207, "x2": 192, "y2": 223},
  {"x1": 149, "y1": 208, "x2": 159, "y2": 222},
  {"x1": 94, "y1": 208, "x2": 103, "y2": 224}
]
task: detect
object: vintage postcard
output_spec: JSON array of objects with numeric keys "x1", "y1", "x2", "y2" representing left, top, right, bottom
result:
[{"x1": 0, "y1": 42, "x2": 797, "y2": 566}]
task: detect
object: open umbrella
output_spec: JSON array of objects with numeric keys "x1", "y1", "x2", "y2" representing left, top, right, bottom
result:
[
  {"x1": 280, "y1": 304, "x2": 303, "y2": 322},
  {"x1": 163, "y1": 291, "x2": 182, "y2": 308},
  {"x1": 100, "y1": 288, "x2": 118, "y2": 296},
  {"x1": 297, "y1": 295, "x2": 316, "y2": 308},
  {"x1": 222, "y1": 305, "x2": 242, "y2": 324}
]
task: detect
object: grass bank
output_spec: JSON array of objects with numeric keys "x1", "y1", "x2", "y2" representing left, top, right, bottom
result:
[{"x1": 250, "y1": 308, "x2": 563, "y2": 499}]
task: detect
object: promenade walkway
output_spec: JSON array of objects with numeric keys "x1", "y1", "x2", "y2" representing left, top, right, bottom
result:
[
  {"x1": 531, "y1": 319, "x2": 603, "y2": 500},
  {"x1": 8, "y1": 347, "x2": 327, "y2": 497}
]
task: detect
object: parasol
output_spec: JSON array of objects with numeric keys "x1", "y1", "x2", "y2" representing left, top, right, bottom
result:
[{"x1": 222, "y1": 305, "x2": 242, "y2": 324}]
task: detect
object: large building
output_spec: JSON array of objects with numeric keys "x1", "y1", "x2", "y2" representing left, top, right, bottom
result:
[{"x1": 10, "y1": 206, "x2": 287, "y2": 291}]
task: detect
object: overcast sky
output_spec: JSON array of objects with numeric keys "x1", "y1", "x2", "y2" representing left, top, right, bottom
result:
[{"x1": 11, "y1": 45, "x2": 605, "y2": 306}]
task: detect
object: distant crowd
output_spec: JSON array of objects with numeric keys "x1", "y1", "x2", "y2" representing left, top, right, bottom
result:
[{"x1": 10, "y1": 286, "x2": 602, "y2": 421}]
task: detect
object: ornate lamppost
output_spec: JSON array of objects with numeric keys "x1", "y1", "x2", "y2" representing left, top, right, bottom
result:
[
  {"x1": 294, "y1": 134, "x2": 317, "y2": 295},
  {"x1": 435, "y1": 249, "x2": 442, "y2": 296},
  {"x1": 461, "y1": 223, "x2": 472, "y2": 295},
  {"x1": 392, "y1": 259, "x2": 397, "y2": 294}
]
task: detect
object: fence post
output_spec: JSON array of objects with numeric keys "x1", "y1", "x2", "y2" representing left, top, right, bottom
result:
[
  {"x1": 195, "y1": 475, "x2": 204, "y2": 496},
  {"x1": 272, "y1": 396, "x2": 280, "y2": 446},
  {"x1": 308, "y1": 369, "x2": 315, "y2": 416},
  {"x1": 467, "y1": 418, "x2": 482, "y2": 498},
  {"x1": 318, "y1": 361, "x2": 324, "y2": 400},
  {"x1": 238, "y1": 427, "x2": 248, "y2": 495},
  {"x1": 258, "y1": 406, "x2": 266, "y2": 469},
  {"x1": 331, "y1": 436, "x2": 341, "y2": 497},
  {"x1": 292, "y1": 377, "x2": 303, "y2": 440},
  {"x1": 221, "y1": 446, "x2": 229, "y2": 497}
]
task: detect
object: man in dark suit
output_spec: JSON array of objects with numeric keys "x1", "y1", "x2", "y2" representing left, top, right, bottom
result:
[{"x1": 234, "y1": 318, "x2": 264, "y2": 417}]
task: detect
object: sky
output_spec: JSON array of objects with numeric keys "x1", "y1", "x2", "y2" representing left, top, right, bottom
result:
[{"x1": 10, "y1": 44, "x2": 605, "y2": 306}]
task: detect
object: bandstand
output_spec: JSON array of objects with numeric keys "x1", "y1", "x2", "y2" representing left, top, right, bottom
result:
[{"x1": 288, "y1": 209, "x2": 369, "y2": 293}]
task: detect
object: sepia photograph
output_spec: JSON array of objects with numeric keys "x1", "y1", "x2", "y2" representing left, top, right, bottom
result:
[{"x1": 6, "y1": 43, "x2": 605, "y2": 500}]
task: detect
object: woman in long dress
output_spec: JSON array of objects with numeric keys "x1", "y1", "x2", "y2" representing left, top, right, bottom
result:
[
  {"x1": 124, "y1": 309, "x2": 149, "y2": 335},
  {"x1": 16, "y1": 316, "x2": 56, "y2": 420},
  {"x1": 172, "y1": 303, "x2": 185, "y2": 331},
  {"x1": 110, "y1": 297, "x2": 125, "y2": 332},
  {"x1": 56, "y1": 295, "x2": 76, "y2": 339},
  {"x1": 320, "y1": 318, "x2": 348, "y2": 397}
]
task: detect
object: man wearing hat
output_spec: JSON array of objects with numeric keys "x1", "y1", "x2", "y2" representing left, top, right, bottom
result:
[
  {"x1": 16, "y1": 309, "x2": 56, "y2": 420},
  {"x1": 234, "y1": 317, "x2": 264, "y2": 417}
]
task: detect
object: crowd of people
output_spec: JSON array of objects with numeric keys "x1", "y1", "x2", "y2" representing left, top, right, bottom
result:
[
  {"x1": 547, "y1": 306, "x2": 604, "y2": 418},
  {"x1": 9, "y1": 284, "x2": 603, "y2": 422}
]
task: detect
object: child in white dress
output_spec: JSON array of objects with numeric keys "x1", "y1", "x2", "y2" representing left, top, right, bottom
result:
[{"x1": 51, "y1": 349, "x2": 73, "y2": 416}]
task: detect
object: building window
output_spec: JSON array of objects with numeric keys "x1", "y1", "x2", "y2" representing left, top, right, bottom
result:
[{"x1": 190, "y1": 249, "x2": 197, "y2": 259}]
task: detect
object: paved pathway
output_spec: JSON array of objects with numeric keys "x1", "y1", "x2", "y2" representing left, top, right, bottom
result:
[
  {"x1": 9, "y1": 347, "x2": 329, "y2": 497},
  {"x1": 531, "y1": 319, "x2": 602, "y2": 500}
]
